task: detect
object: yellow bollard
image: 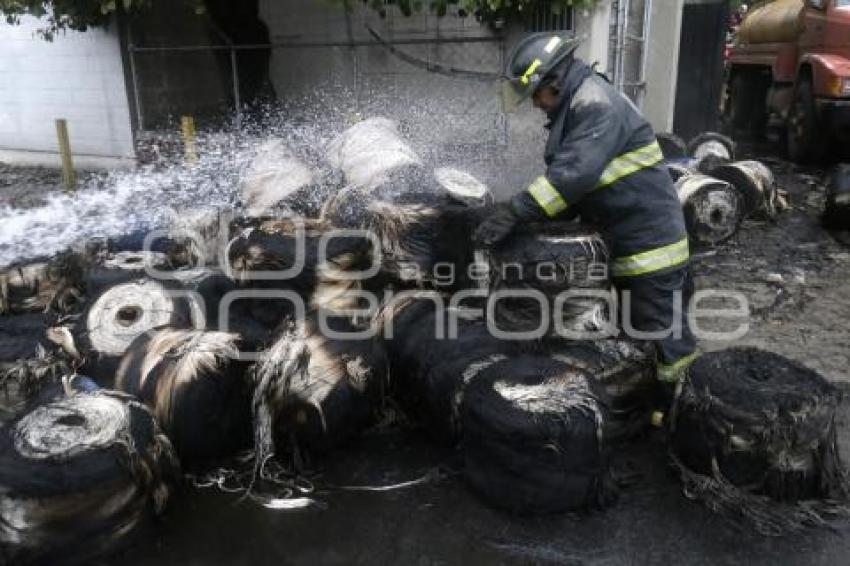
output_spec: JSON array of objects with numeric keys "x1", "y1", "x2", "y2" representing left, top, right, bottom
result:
[
  {"x1": 181, "y1": 115, "x2": 197, "y2": 163},
  {"x1": 55, "y1": 119, "x2": 76, "y2": 190}
]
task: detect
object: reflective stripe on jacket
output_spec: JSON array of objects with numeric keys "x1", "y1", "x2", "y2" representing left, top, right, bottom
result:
[{"x1": 512, "y1": 59, "x2": 689, "y2": 278}]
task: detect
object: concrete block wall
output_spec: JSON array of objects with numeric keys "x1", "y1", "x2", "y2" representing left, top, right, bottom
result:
[
  {"x1": 0, "y1": 16, "x2": 135, "y2": 165},
  {"x1": 259, "y1": 0, "x2": 576, "y2": 198}
]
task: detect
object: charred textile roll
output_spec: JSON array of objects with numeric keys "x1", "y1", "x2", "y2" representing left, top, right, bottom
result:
[
  {"x1": 824, "y1": 164, "x2": 850, "y2": 230},
  {"x1": 666, "y1": 161, "x2": 693, "y2": 183},
  {"x1": 432, "y1": 167, "x2": 493, "y2": 207},
  {"x1": 226, "y1": 218, "x2": 374, "y2": 296},
  {"x1": 711, "y1": 160, "x2": 778, "y2": 220},
  {"x1": 116, "y1": 329, "x2": 251, "y2": 467},
  {"x1": 670, "y1": 348, "x2": 850, "y2": 535},
  {"x1": 0, "y1": 250, "x2": 86, "y2": 315},
  {"x1": 240, "y1": 139, "x2": 336, "y2": 218},
  {"x1": 47, "y1": 278, "x2": 202, "y2": 383},
  {"x1": 382, "y1": 298, "x2": 526, "y2": 445},
  {"x1": 656, "y1": 132, "x2": 688, "y2": 161},
  {"x1": 0, "y1": 314, "x2": 52, "y2": 364},
  {"x1": 85, "y1": 251, "x2": 171, "y2": 295},
  {"x1": 547, "y1": 338, "x2": 656, "y2": 443},
  {"x1": 0, "y1": 390, "x2": 179, "y2": 565},
  {"x1": 326, "y1": 117, "x2": 421, "y2": 190},
  {"x1": 0, "y1": 345, "x2": 71, "y2": 402},
  {"x1": 322, "y1": 167, "x2": 483, "y2": 290},
  {"x1": 253, "y1": 316, "x2": 388, "y2": 461},
  {"x1": 687, "y1": 132, "x2": 736, "y2": 163},
  {"x1": 675, "y1": 174, "x2": 743, "y2": 245},
  {"x1": 487, "y1": 224, "x2": 611, "y2": 335},
  {"x1": 461, "y1": 356, "x2": 611, "y2": 515}
]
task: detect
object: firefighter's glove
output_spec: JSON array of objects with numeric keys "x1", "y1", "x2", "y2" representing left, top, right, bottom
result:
[{"x1": 474, "y1": 203, "x2": 519, "y2": 248}]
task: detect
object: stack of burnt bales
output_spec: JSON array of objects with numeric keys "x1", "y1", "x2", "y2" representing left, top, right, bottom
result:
[
  {"x1": 657, "y1": 131, "x2": 780, "y2": 245},
  {"x1": 382, "y1": 297, "x2": 614, "y2": 515},
  {"x1": 322, "y1": 117, "x2": 491, "y2": 291},
  {"x1": 486, "y1": 223, "x2": 611, "y2": 334},
  {"x1": 377, "y1": 213, "x2": 660, "y2": 515}
]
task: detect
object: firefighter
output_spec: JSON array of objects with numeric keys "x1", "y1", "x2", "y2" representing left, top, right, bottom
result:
[{"x1": 475, "y1": 32, "x2": 698, "y2": 412}]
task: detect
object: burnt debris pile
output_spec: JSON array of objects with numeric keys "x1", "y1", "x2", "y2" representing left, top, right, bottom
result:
[
  {"x1": 1, "y1": 117, "x2": 848, "y2": 563},
  {"x1": 487, "y1": 224, "x2": 611, "y2": 334},
  {"x1": 657, "y1": 131, "x2": 784, "y2": 245}
]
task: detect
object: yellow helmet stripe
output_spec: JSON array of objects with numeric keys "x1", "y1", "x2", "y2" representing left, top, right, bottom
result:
[{"x1": 520, "y1": 59, "x2": 543, "y2": 85}]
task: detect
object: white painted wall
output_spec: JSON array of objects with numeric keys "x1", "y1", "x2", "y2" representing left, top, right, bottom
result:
[
  {"x1": 642, "y1": 0, "x2": 685, "y2": 132},
  {"x1": 0, "y1": 16, "x2": 135, "y2": 166},
  {"x1": 574, "y1": 0, "x2": 613, "y2": 73}
]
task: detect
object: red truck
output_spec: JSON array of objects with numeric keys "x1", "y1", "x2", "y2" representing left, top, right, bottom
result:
[{"x1": 724, "y1": 0, "x2": 850, "y2": 162}]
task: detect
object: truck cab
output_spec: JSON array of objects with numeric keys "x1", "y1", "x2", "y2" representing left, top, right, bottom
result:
[{"x1": 725, "y1": 0, "x2": 850, "y2": 162}]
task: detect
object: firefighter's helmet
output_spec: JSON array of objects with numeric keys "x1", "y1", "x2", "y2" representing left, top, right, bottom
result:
[{"x1": 504, "y1": 33, "x2": 582, "y2": 105}]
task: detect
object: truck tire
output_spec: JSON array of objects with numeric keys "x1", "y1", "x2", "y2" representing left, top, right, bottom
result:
[
  {"x1": 725, "y1": 69, "x2": 769, "y2": 139},
  {"x1": 824, "y1": 164, "x2": 850, "y2": 230},
  {"x1": 728, "y1": 72, "x2": 757, "y2": 134},
  {"x1": 787, "y1": 79, "x2": 824, "y2": 164}
]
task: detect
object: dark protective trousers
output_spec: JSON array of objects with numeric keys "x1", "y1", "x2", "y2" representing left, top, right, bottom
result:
[{"x1": 614, "y1": 264, "x2": 698, "y2": 377}]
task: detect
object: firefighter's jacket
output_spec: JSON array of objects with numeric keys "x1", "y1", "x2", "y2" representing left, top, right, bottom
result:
[{"x1": 512, "y1": 59, "x2": 689, "y2": 278}]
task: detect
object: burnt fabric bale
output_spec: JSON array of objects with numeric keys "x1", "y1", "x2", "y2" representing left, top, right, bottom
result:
[
  {"x1": 381, "y1": 297, "x2": 528, "y2": 445},
  {"x1": 676, "y1": 173, "x2": 743, "y2": 245},
  {"x1": 84, "y1": 251, "x2": 172, "y2": 296},
  {"x1": 656, "y1": 132, "x2": 689, "y2": 160},
  {"x1": 711, "y1": 160, "x2": 779, "y2": 220},
  {"x1": 166, "y1": 268, "x2": 283, "y2": 352},
  {"x1": 0, "y1": 345, "x2": 71, "y2": 402},
  {"x1": 461, "y1": 356, "x2": 611, "y2": 515},
  {"x1": 322, "y1": 166, "x2": 482, "y2": 291},
  {"x1": 0, "y1": 390, "x2": 179, "y2": 565},
  {"x1": 666, "y1": 161, "x2": 695, "y2": 182},
  {"x1": 0, "y1": 251, "x2": 86, "y2": 315},
  {"x1": 252, "y1": 316, "x2": 388, "y2": 464},
  {"x1": 0, "y1": 314, "x2": 51, "y2": 364},
  {"x1": 116, "y1": 329, "x2": 251, "y2": 468},
  {"x1": 432, "y1": 167, "x2": 493, "y2": 207},
  {"x1": 226, "y1": 217, "x2": 376, "y2": 306},
  {"x1": 547, "y1": 338, "x2": 656, "y2": 442},
  {"x1": 240, "y1": 139, "x2": 338, "y2": 218},
  {"x1": 694, "y1": 153, "x2": 732, "y2": 176},
  {"x1": 688, "y1": 132, "x2": 736, "y2": 163},
  {"x1": 487, "y1": 223, "x2": 611, "y2": 335},
  {"x1": 46, "y1": 278, "x2": 202, "y2": 384},
  {"x1": 670, "y1": 348, "x2": 850, "y2": 535},
  {"x1": 824, "y1": 164, "x2": 850, "y2": 230},
  {"x1": 325, "y1": 116, "x2": 422, "y2": 191}
]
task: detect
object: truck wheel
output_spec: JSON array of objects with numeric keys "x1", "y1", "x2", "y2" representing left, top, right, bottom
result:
[
  {"x1": 728, "y1": 73, "x2": 755, "y2": 133},
  {"x1": 787, "y1": 80, "x2": 824, "y2": 164},
  {"x1": 726, "y1": 71, "x2": 768, "y2": 139}
]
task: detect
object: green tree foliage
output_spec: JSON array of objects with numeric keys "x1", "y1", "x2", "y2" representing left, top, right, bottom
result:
[
  {"x1": 0, "y1": 0, "x2": 141, "y2": 39},
  {"x1": 0, "y1": 0, "x2": 206, "y2": 39}
]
